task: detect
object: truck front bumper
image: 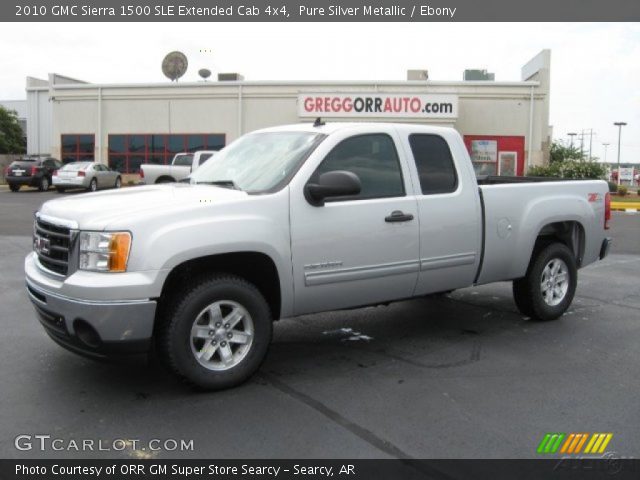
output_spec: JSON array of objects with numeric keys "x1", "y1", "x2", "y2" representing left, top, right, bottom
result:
[{"x1": 25, "y1": 253, "x2": 157, "y2": 359}]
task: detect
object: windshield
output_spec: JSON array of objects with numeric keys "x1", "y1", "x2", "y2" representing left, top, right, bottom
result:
[{"x1": 189, "y1": 131, "x2": 323, "y2": 192}]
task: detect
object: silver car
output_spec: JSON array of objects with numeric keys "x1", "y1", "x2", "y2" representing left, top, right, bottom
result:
[{"x1": 52, "y1": 162, "x2": 122, "y2": 193}]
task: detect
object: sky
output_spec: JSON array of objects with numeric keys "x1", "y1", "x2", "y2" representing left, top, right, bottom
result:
[{"x1": 1, "y1": 22, "x2": 638, "y2": 163}]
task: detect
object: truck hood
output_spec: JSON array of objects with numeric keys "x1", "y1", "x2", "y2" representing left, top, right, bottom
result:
[{"x1": 39, "y1": 184, "x2": 248, "y2": 230}]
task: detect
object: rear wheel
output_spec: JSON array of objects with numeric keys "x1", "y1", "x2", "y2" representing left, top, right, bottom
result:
[
  {"x1": 156, "y1": 275, "x2": 272, "y2": 390},
  {"x1": 88, "y1": 178, "x2": 98, "y2": 192},
  {"x1": 9, "y1": 183, "x2": 20, "y2": 192},
  {"x1": 38, "y1": 176, "x2": 49, "y2": 192},
  {"x1": 512, "y1": 243, "x2": 577, "y2": 321}
]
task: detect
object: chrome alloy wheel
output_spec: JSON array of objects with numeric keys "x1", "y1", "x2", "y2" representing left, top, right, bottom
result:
[
  {"x1": 190, "y1": 300, "x2": 254, "y2": 371},
  {"x1": 540, "y1": 258, "x2": 569, "y2": 307}
]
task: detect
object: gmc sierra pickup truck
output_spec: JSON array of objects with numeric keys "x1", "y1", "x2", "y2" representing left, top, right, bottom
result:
[{"x1": 25, "y1": 123, "x2": 612, "y2": 390}]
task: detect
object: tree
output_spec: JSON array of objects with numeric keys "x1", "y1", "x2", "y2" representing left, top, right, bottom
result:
[
  {"x1": 0, "y1": 106, "x2": 26, "y2": 154},
  {"x1": 549, "y1": 140, "x2": 583, "y2": 164}
]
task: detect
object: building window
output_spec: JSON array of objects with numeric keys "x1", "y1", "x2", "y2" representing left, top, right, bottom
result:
[
  {"x1": 61, "y1": 134, "x2": 95, "y2": 163},
  {"x1": 108, "y1": 133, "x2": 226, "y2": 174}
]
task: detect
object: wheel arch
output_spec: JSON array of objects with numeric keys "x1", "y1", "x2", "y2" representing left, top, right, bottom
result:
[
  {"x1": 155, "y1": 176, "x2": 176, "y2": 184},
  {"x1": 531, "y1": 220, "x2": 586, "y2": 269},
  {"x1": 158, "y1": 251, "x2": 282, "y2": 321}
]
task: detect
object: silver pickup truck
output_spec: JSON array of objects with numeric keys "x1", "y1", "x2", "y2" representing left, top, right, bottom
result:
[{"x1": 25, "y1": 123, "x2": 612, "y2": 390}]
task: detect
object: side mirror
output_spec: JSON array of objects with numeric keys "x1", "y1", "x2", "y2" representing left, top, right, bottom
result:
[{"x1": 304, "y1": 170, "x2": 361, "y2": 206}]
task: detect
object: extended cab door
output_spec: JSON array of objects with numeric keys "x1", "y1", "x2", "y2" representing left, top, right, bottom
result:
[
  {"x1": 290, "y1": 130, "x2": 420, "y2": 316},
  {"x1": 400, "y1": 131, "x2": 482, "y2": 295}
]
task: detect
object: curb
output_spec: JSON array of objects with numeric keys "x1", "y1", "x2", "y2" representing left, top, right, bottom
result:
[{"x1": 611, "y1": 202, "x2": 640, "y2": 212}]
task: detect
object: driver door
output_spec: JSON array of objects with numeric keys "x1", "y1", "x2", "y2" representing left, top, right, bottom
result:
[{"x1": 290, "y1": 132, "x2": 420, "y2": 316}]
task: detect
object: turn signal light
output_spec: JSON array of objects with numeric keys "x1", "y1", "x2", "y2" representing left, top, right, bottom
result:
[{"x1": 108, "y1": 233, "x2": 132, "y2": 272}]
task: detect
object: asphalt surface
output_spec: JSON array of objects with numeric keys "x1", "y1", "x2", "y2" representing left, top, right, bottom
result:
[{"x1": 1, "y1": 187, "x2": 639, "y2": 460}]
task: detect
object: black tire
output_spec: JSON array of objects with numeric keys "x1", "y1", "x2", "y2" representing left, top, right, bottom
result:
[
  {"x1": 38, "y1": 176, "x2": 50, "y2": 192},
  {"x1": 56, "y1": 187, "x2": 66, "y2": 193},
  {"x1": 114, "y1": 177, "x2": 122, "y2": 189},
  {"x1": 156, "y1": 275, "x2": 272, "y2": 390},
  {"x1": 512, "y1": 243, "x2": 577, "y2": 321},
  {"x1": 9, "y1": 183, "x2": 20, "y2": 192},
  {"x1": 512, "y1": 278, "x2": 534, "y2": 317},
  {"x1": 156, "y1": 177, "x2": 175, "y2": 184},
  {"x1": 88, "y1": 178, "x2": 97, "y2": 192}
]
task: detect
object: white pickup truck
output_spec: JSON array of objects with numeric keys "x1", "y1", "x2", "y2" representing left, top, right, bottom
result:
[
  {"x1": 25, "y1": 123, "x2": 611, "y2": 390},
  {"x1": 139, "y1": 151, "x2": 216, "y2": 184}
]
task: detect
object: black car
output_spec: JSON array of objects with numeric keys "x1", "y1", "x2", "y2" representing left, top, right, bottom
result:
[{"x1": 4, "y1": 157, "x2": 63, "y2": 192}]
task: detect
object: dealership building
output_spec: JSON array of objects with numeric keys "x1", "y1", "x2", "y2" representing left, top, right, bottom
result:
[{"x1": 22, "y1": 50, "x2": 551, "y2": 178}]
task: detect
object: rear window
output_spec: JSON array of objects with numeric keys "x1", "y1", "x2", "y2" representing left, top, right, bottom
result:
[
  {"x1": 11, "y1": 158, "x2": 38, "y2": 165},
  {"x1": 173, "y1": 154, "x2": 194, "y2": 166},
  {"x1": 61, "y1": 162, "x2": 91, "y2": 171},
  {"x1": 409, "y1": 134, "x2": 458, "y2": 195}
]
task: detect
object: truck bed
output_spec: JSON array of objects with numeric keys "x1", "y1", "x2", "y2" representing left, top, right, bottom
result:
[
  {"x1": 476, "y1": 179, "x2": 608, "y2": 285},
  {"x1": 477, "y1": 175, "x2": 582, "y2": 185}
]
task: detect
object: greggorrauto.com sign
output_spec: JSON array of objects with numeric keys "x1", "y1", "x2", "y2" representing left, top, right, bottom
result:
[{"x1": 298, "y1": 93, "x2": 458, "y2": 119}]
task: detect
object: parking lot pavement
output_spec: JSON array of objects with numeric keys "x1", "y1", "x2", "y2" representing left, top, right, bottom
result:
[{"x1": 1, "y1": 188, "x2": 639, "y2": 459}]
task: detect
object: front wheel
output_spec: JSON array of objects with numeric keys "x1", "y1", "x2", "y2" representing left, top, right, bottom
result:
[
  {"x1": 157, "y1": 275, "x2": 272, "y2": 390},
  {"x1": 512, "y1": 243, "x2": 577, "y2": 321},
  {"x1": 114, "y1": 177, "x2": 122, "y2": 189}
]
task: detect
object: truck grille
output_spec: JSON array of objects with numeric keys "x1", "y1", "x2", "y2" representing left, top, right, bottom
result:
[{"x1": 34, "y1": 218, "x2": 71, "y2": 275}]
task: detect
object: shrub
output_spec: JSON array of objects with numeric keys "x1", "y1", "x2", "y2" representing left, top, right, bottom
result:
[
  {"x1": 607, "y1": 181, "x2": 618, "y2": 193},
  {"x1": 527, "y1": 161, "x2": 608, "y2": 180},
  {"x1": 617, "y1": 185, "x2": 628, "y2": 196}
]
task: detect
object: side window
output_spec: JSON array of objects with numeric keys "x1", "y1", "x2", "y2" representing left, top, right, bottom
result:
[
  {"x1": 409, "y1": 134, "x2": 458, "y2": 195},
  {"x1": 313, "y1": 134, "x2": 404, "y2": 200},
  {"x1": 199, "y1": 153, "x2": 213, "y2": 166}
]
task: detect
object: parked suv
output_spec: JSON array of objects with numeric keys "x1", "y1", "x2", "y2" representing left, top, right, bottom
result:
[{"x1": 5, "y1": 156, "x2": 63, "y2": 192}]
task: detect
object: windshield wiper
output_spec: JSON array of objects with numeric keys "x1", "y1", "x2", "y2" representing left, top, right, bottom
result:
[{"x1": 196, "y1": 180, "x2": 241, "y2": 190}]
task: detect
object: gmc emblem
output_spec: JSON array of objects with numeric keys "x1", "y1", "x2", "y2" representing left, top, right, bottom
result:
[{"x1": 34, "y1": 235, "x2": 50, "y2": 255}]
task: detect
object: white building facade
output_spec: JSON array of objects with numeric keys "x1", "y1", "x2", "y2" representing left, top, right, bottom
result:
[{"x1": 26, "y1": 50, "x2": 551, "y2": 178}]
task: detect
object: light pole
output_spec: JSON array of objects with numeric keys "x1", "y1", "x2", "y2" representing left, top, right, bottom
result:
[
  {"x1": 614, "y1": 122, "x2": 627, "y2": 186},
  {"x1": 602, "y1": 142, "x2": 609, "y2": 163},
  {"x1": 568, "y1": 132, "x2": 577, "y2": 150}
]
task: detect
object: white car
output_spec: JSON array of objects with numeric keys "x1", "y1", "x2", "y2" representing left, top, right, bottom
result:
[{"x1": 52, "y1": 162, "x2": 122, "y2": 193}]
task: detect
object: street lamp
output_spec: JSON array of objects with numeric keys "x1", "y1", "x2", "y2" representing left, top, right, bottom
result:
[
  {"x1": 568, "y1": 132, "x2": 577, "y2": 149},
  {"x1": 614, "y1": 122, "x2": 627, "y2": 186},
  {"x1": 602, "y1": 142, "x2": 609, "y2": 163}
]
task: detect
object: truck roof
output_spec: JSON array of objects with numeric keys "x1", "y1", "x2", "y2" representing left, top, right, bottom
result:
[{"x1": 255, "y1": 122, "x2": 457, "y2": 136}]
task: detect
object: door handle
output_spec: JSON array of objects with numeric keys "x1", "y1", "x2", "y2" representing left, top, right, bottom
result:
[{"x1": 385, "y1": 210, "x2": 414, "y2": 223}]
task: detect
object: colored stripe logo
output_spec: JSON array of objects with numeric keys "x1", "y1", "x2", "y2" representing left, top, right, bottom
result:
[{"x1": 537, "y1": 433, "x2": 613, "y2": 454}]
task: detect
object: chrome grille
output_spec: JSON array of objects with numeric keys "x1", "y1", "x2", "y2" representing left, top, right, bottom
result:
[{"x1": 34, "y1": 218, "x2": 71, "y2": 275}]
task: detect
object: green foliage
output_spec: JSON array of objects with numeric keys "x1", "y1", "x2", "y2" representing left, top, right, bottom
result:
[
  {"x1": 607, "y1": 181, "x2": 618, "y2": 193},
  {"x1": 0, "y1": 106, "x2": 26, "y2": 154},
  {"x1": 550, "y1": 141, "x2": 584, "y2": 164},
  {"x1": 527, "y1": 160, "x2": 608, "y2": 180},
  {"x1": 617, "y1": 185, "x2": 628, "y2": 196}
]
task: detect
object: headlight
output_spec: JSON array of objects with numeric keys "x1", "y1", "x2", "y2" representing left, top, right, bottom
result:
[{"x1": 79, "y1": 231, "x2": 131, "y2": 272}]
